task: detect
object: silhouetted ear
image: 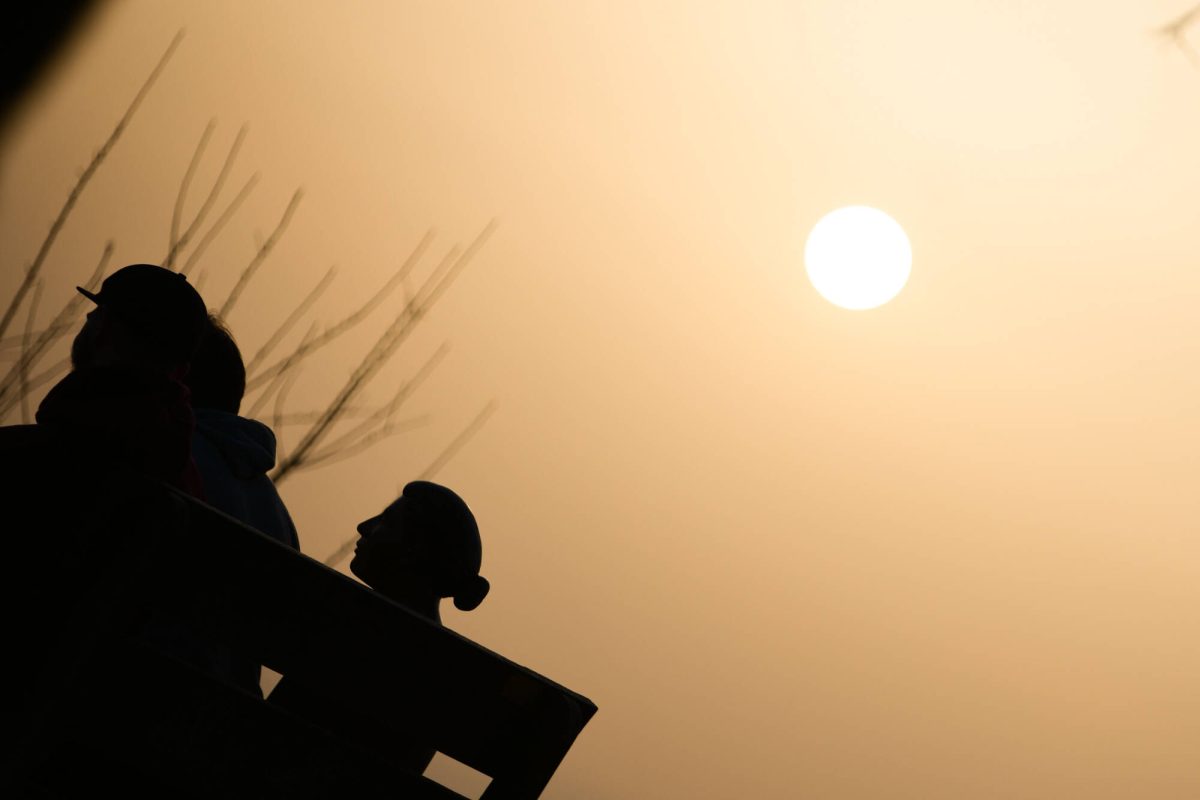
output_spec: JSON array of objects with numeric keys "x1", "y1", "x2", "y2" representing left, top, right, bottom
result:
[{"x1": 453, "y1": 574, "x2": 490, "y2": 611}]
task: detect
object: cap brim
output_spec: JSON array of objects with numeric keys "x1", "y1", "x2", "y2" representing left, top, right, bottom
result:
[{"x1": 76, "y1": 286, "x2": 100, "y2": 304}]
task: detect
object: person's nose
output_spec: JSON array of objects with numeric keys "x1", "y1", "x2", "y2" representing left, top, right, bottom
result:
[{"x1": 357, "y1": 515, "x2": 380, "y2": 537}]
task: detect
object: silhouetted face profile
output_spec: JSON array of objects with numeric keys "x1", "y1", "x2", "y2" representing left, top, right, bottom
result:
[
  {"x1": 350, "y1": 481, "x2": 489, "y2": 620},
  {"x1": 352, "y1": 498, "x2": 423, "y2": 582}
]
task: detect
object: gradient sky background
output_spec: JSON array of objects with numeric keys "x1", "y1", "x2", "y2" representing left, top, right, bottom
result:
[{"x1": 5, "y1": 1, "x2": 1200, "y2": 797}]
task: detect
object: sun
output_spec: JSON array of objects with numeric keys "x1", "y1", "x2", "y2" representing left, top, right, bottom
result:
[{"x1": 804, "y1": 206, "x2": 912, "y2": 310}]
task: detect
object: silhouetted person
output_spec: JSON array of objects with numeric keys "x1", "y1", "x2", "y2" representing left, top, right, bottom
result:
[
  {"x1": 185, "y1": 314, "x2": 300, "y2": 551},
  {"x1": 270, "y1": 481, "x2": 489, "y2": 772},
  {"x1": 0, "y1": 263, "x2": 207, "y2": 494},
  {"x1": 166, "y1": 314, "x2": 300, "y2": 696},
  {"x1": 349, "y1": 481, "x2": 490, "y2": 622},
  {"x1": 0, "y1": 264, "x2": 208, "y2": 771}
]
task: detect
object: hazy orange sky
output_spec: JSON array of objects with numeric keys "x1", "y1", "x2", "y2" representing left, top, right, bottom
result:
[{"x1": 6, "y1": 1, "x2": 1200, "y2": 796}]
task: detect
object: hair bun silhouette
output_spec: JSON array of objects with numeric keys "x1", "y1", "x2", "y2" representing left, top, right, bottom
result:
[
  {"x1": 453, "y1": 574, "x2": 490, "y2": 611},
  {"x1": 401, "y1": 481, "x2": 489, "y2": 611}
]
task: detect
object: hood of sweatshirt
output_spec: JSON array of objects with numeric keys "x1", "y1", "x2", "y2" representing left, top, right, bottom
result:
[{"x1": 193, "y1": 408, "x2": 277, "y2": 479}]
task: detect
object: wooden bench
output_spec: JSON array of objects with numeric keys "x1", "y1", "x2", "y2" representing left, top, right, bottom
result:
[{"x1": 3, "y1": 473, "x2": 596, "y2": 798}]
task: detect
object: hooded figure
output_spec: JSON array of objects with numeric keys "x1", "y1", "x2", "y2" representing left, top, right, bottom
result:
[
  {"x1": 191, "y1": 409, "x2": 299, "y2": 550},
  {"x1": 184, "y1": 316, "x2": 298, "y2": 550},
  {"x1": 163, "y1": 315, "x2": 298, "y2": 696}
]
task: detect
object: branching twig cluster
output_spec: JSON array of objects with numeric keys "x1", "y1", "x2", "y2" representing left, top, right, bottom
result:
[
  {"x1": 1, "y1": 31, "x2": 498, "y2": 528},
  {"x1": 1157, "y1": 4, "x2": 1200, "y2": 64},
  {"x1": 0, "y1": 30, "x2": 184, "y2": 418},
  {"x1": 270, "y1": 219, "x2": 496, "y2": 484}
]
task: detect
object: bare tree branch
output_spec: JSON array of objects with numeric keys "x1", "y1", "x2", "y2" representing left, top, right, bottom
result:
[
  {"x1": 300, "y1": 415, "x2": 430, "y2": 471},
  {"x1": 271, "y1": 407, "x2": 384, "y2": 425},
  {"x1": 417, "y1": 400, "x2": 498, "y2": 481},
  {"x1": 403, "y1": 218, "x2": 498, "y2": 330},
  {"x1": 0, "y1": 334, "x2": 38, "y2": 354},
  {"x1": 194, "y1": 267, "x2": 211, "y2": 295},
  {"x1": 245, "y1": 230, "x2": 434, "y2": 391},
  {"x1": 21, "y1": 358, "x2": 71, "y2": 398},
  {"x1": 0, "y1": 242, "x2": 112, "y2": 420},
  {"x1": 166, "y1": 124, "x2": 249, "y2": 271},
  {"x1": 0, "y1": 30, "x2": 184, "y2": 345},
  {"x1": 244, "y1": 264, "x2": 336, "y2": 376},
  {"x1": 1157, "y1": 3, "x2": 1200, "y2": 64},
  {"x1": 19, "y1": 281, "x2": 44, "y2": 424},
  {"x1": 246, "y1": 322, "x2": 319, "y2": 419},
  {"x1": 179, "y1": 172, "x2": 260, "y2": 278},
  {"x1": 217, "y1": 188, "x2": 304, "y2": 318},
  {"x1": 166, "y1": 119, "x2": 215, "y2": 268},
  {"x1": 273, "y1": 221, "x2": 495, "y2": 485},
  {"x1": 272, "y1": 366, "x2": 303, "y2": 466},
  {"x1": 303, "y1": 342, "x2": 449, "y2": 459}
]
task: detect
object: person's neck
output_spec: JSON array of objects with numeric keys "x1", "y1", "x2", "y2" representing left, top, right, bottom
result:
[
  {"x1": 351, "y1": 563, "x2": 443, "y2": 623},
  {"x1": 396, "y1": 590, "x2": 441, "y2": 624},
  {"x1": 375, "y1": 581, "x2": 441, "y2": 624}
]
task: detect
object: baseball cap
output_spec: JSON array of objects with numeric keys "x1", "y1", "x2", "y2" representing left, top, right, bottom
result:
[{"x1": 77, "y1": 264, "x2": 208, "y2": 364}]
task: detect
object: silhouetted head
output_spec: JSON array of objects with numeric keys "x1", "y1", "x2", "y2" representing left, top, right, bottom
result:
[
  {"x1": 184, "y1": 315, "x2": 246, "y2": 413},
  {"x1": 72, "y1": 264, "x2": 207, "y2": 374},
  {"x1": 350, "y1": 481, "x2": 490, "y2": 617}
]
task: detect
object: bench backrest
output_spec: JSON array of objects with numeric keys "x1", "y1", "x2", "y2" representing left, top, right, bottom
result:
[{"x1": 3, "y1": 473, "x2": 595, "y2": 799}]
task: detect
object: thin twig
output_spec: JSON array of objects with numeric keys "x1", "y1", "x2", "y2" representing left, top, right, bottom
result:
[
  {"x1": 0, "y1": 242, "x2": 112, "y2": 419},
  {"x1": 19, "y1": 282, "x2": 44, "y2": 424},
  {"x1": 166, "y1": 120, "x2": 215, "y2": 269},
  {"x1": 403, "y1": 219, "x2": 497, "y2": 332},
  {"x1": 301, "y1": 415, "x2": 430, "y2": 470},
  {"x1": 217, "y1": 188, "x2": 304, "y2": 318},
  {"x1": 271, "y1": 407, "x2": 381, "y2": 425},
  {"x1": 0, "y1": 30, "x2": 184, "y2": 344},
  {"x1": 194, "y1": 267, "x2": 211, "y2": 294},
  {"x1": 244, "y1": 264, "x2": 336, "y2": 377},
  {"x1": 246, "y1": 322, "x2": 318, "y2": 419},
  {"x1": 245, "y1": 230, "x2": 434, "y2": 391},
  {"x1": 1157, "y1": 3, "x2": 1200, "y2": 64},
  {"x1": 21, "y1": 358, "x2": 71, "y2": 398},
  {"x1": 304, "y1": 343, "x2": 449, "y2": 459},
  {"x1": 272, "y1": 221, "x2": 495, "y2": 485},
  {"x1": 0, "y1": 333, "x2": 41, "y2": 352},
  {"x1": 179, "y1": 173, "x2": 260, "y2": 277},
  {"x1": 167, "y1": 125, "x2": 249, "y2": 270},
  {"x1": 272, "y1": 367, "x2": 303, "y2": 466},
  {"x1": 418, "y1": 400, "x2": 498, "y2": 480}
]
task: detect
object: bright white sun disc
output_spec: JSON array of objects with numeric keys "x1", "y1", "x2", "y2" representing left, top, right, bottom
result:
[{"x1": 805, "y1": 206, "x2": 911, "y2": 310}]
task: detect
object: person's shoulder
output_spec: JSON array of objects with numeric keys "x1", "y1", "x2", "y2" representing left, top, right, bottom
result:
[
  {"x1": 196, "y1": 409, "x2": 275, "y2": 446},
  {"x1": 195, "y1": 409, "x2": 278, "y2": 473},
  {"x1": 0, "y1": 422, "x2": 68, "y2": 464},
  {"x1": 0, "y1": 423, "x2": 44, "y2": 446},
  {"x1": 0, "y1": 423, "x2": 87, "y2": 509}
]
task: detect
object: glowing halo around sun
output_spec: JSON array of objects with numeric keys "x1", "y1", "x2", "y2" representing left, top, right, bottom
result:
[{"x1": 804, "y1": 206, "x2": 912, "y2": 310}]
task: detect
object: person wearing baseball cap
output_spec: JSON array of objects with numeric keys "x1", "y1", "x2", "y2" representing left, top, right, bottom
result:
[
  {"x1": 0, "y1": 264, "x2": 211, "y2": 735},
  {"x1": 72, "y1": 263, "x2": 207, "y2": 374},
  {"x1": 28, "y1": 264, "x2": 209, "y2": 496}
]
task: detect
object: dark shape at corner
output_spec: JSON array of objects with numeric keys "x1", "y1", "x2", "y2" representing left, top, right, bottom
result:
[{"x1": 1, "y1": 0, "x2": 105, "y2": 134}]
